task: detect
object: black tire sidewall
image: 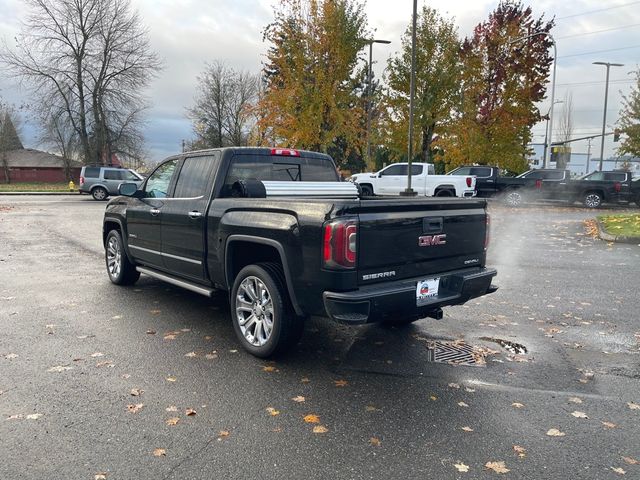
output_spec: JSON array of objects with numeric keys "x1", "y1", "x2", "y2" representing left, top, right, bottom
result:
[
  {"x1": 230, "y1": 265, "x2": 287, "y2": 358},
  {"x1": 361, "y1": 185, "x2": 373, "y2": 196}
]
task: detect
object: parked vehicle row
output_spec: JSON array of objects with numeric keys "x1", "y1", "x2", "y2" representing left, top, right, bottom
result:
[{"x1": 103, "y1": 148, "x2": 497, "y2": 357}]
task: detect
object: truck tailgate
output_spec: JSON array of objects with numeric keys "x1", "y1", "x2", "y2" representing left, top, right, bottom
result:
[{"x1": 354, "y1": 198, "x2": 487, "y2": 285}]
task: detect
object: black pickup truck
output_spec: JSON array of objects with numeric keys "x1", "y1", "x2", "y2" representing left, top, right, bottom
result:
[
  {"x1": 447, "y1": 166, "x2": 526, "y2": 206},
  {"x1": 103, "y1": 147, "x2": 497, "y2": 357},
  {"x1": 560, "y1": 170, "x2": 636, "y2": 208}
]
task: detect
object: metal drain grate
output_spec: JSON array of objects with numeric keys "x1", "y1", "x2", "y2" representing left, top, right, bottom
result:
[{"x1": 426, "y1": 341, "x2": 485, "y2": 367}]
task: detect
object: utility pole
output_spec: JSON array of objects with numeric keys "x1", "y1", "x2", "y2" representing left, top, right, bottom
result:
[
  {"x1": 593, "y1": 61, "x2": 624, "y2": 171},
  {"x1": 401, "y1": 0, "x2": 418, "y2": 196},
  {"x1": 586, "y1": 137, "x2": 592, "y2": 174}
]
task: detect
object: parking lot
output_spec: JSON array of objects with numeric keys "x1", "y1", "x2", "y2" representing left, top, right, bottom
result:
[{"x1": 1, "y1": 195, "x2": 639, "y2": 479}]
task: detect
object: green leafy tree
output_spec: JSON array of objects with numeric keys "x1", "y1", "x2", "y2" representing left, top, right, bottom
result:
[
  {"x1": 259, "y1": 0, "x2": 368, "y2": 157},
  {"x1": 617, "y1": 68, "x2": 640, "y2": 158},
  {"x1": 440, "y1": 0, "x2": 554, "y2": 173},
  {"x1": 384, "y1": 6, "x2": 461, "y2": 168}
]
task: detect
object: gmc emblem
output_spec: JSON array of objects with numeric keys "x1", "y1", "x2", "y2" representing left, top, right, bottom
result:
[{"x1": 418, "y1": 234, "x2": 447, "y2": 246}]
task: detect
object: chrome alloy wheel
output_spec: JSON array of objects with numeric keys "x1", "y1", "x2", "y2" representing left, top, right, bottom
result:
[
  {"x1": 235, "y1": 276, "x2": 274, "y2": 347},
  {"x1": 93, "y1": 188, "x2": 107, "y2": 200},
  {"x1": 504, "y1": 191, "x2": 522, "y2": 207},
  {"x1": 106, "y1": 236, "x2": 122, "y2": 279},
  {"x1": 584, "y1": 193, "x2": 601, "y2": 208}
]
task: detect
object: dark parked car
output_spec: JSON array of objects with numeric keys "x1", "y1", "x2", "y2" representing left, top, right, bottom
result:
[
  {"x1": 562, "y1": 170, "x2": 635, "y2": 208},
  {"x1": 447, "y1": 166, "x2": 526, "y2": 206}
]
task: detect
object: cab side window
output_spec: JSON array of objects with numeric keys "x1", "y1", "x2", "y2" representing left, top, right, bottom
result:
[
  {"x1": 380, "y1": 165, "x2": 405, "y2": 176},
  {"x1": 145, "y1": 159, "x2": 178, "y2": 198},
  {"x1": 174, "y1": 155, "x2": 218, "y2": 198}
]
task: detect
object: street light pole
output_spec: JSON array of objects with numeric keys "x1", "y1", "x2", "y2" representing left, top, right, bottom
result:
[
  {"x1": 593, "y1": 61, "x2": 624, "y2": 171},
  {"x1": 401, "y1": 0, "x2": 418, "y2": 196},
  {"x1": 364, "y1": 38, "x2": 391, "y2": 169},
  {"x1": 542, "y1": 100, "x2": 563, "y2": 166}
]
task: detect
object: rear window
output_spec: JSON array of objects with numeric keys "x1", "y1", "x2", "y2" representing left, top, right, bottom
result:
[
  {"x1": 542, "y1": 171, "x2": 565, "y2": 180},
  {"x1": 222, "y1": 154, "x2": 338, "y2": 196},
  {"x1": 84, "y1": 167, "x2": 100, "y2": 178},
  {"x1": 604, "y1": 173, "x2": 627, "y2": 181},
  {"x1": 470, "y1": 167, "x2": 492, "y2": 177}
]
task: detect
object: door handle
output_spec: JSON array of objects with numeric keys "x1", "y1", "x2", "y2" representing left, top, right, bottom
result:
[
  {"x1": 150, "y1": 208, "x2": 160, "y2": 216},
  {"x1": 188, "y1": 211, "x2": 203, "y2": 219}
]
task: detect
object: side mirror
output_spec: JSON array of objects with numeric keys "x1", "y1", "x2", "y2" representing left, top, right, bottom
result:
[{"x1": 119, "y1": 182, "x2": 139, "y2": 197}]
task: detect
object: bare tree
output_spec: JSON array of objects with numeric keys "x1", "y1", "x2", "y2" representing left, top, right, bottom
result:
[
  {"x1": 554, "y1": 92, "x2": 574, "y2": 169},
  {"x1": 0, "y1": 0, "x2": 161, "y2": 165},
  {"x1": 188, "y1": 62, "x2": 259, "y2": 148}
]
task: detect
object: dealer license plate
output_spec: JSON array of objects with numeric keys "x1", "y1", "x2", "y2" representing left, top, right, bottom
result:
[{"x1": 416, "y1": 277, "x2": 440, "y2": 306}]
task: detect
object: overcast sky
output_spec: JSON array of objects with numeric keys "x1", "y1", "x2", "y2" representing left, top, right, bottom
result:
[{"x1": 1, "y1": 0, "x2": 639, "y2": 165}]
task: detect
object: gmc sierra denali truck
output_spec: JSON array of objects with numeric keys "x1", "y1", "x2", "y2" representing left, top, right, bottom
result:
[{"x1": 103, "y1": 147, "x2": 497, "y2": 357}]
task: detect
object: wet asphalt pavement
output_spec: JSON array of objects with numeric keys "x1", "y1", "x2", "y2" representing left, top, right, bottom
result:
[{"x1": 0, "y1": 195, "x2": 639, "y2": 479}]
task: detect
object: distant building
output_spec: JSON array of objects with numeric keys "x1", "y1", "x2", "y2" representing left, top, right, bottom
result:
[{"x1": 1, "y1": 148, "x2": 82, "y2": 183}]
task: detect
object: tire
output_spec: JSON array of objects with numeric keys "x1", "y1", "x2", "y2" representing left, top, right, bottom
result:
[
  {"x1": 503, "y1": 189, "x2": 523, "y2": 207},
  {"x1": 360, "y1": 184, "x2": 374, "y2": 196},
  {"x1": 92, "y1": 186, "x2": 109, "y2": 201},
  {"x1": 105, "y1": 230, "x2": 140, "y2": 285},
  {"x1": 583, "y1": 192, "x2": 603, "y2": 209},
  {"x1": 230, "y1": 263, "x2": 304, "y2": 358},
  {"x1": 435, "y1": 189, "x2": 453, "y2": 197}
]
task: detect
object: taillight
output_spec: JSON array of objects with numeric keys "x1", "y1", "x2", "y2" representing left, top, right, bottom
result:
[
  {"x1": 535, "y1": 179, "x2": 542, "y2": 189},
  {"x1": 614, "y1": 182, "x2": 621, "y2": 192},
  {"x1": 322, "y1": 218, "x2": 357, "y2": 269},
  {"x1": 485, "y1": 214, "x2": 491, "y2": 251},
  {"x1": 271, "y1": 148, "x2": 300, "y2": 157},
  {"x1": 80, "y1": 176, "x2": 85, "y2": 185},
  {"x1": 466, "y1": 177, "x2": 472, "y2": 188}
]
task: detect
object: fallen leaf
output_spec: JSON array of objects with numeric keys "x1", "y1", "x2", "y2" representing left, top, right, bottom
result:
[
  {"x1": 95, "y1": 474, "x2": 107, "y2": 480},
  {"x1": 568, "y1": 397, "x2": 583, "y2": 404},
  {"x1": 429, "y1": 395, "x2": 438, "y2": 401},
  {"x1": 262, "y1": 366, "x2": 277, "y2": 373},
  {"x1": 4, "y1": 353, "x2": 18, "y2": 359},
  {"x1": 205, "y1": 353, "x2": 218, "y2": 360},
  {"x1": 127, "y1": 403, "x2": 144, "y2": 414},
  {"x1": 546, "y1": 428, "x2": 565, "y2": 437},
  {"x1": 266, "y1": 407, "x2": 280, "y2": 416},
  {"x1": 511, "y1": 402, "x2": 525, "y2": 409},
  {"x1": 163, "y1": 334, "x2": 176, "y2": 340},
  {"x1": 571, "y1": 411, "x2": 588, "y2": 419},
  {"x1": 369, "y1": 437, "x2": 381, "y2": 447},
  {"x1": 96, "y1": 361, "x2": 114, "y2": 368},
  {"x1": 152, "y1": 448, "x2": 166, "y2": 457},
  {"x1": 303, "y1": 414, "x2": 320, "y2": 424},
  {"x1": 312, "y1": 425, "x2": 328, "y2": 434},
  {"x1": 602, "y1": 421, "x2": 617, "y2": 429},
  {"x1": 513, "y1": 445, "x2": 526, "y2": 458},
  {"x1": 7, "y1": 414, "x2": 24, "y2": 420},
  {"x1": 218, "y1": 430, "x2": 230, "y2": 438},
  {"x1": 365, "y1": 405, "x2": 380, "y2": 412},
  {"x1": 622, "y1": 457, "x2": 638, "y2": 465},
  {"x1": 454, "y1": 463, "x2": 470, "y2": 473},
  {"x1": 301, "y1": 377, "x2": 310, "y2": 383},
  {"x1": 146, "y1": 330, "x2": 156, "y2": 335},
  {"x1": 166, "y1": 377, "x2": 177, "y2": 382},
  {"x1": 130, "y1": 389, "x2": 143, "y2": 397},
  {"x1": 628, "y1": 402, "x2": 640, "y2": 410},
  {"x1": 165, "y1": 417, "x2": 180, "y2": 426},
  {"x1": 204, "y1": 335, "x2": 213, "y2": 340},
  {"x1": 465, "y1": 387, "x2": 476, "y2": 393},
  {"x1": 448, "y1": 383, "x2": 460, "y2": 389},
  {"x1": 229, "y1": 349, "x2": 238, "y2": 353},
  {"x1": 185, "y1": 408, "x2": 196, "y2": 416},
  {"x1": 461, "y1": 426, "x2": 474, "y2": 432},
  {"x1": 166, "y1": 406, "x2": 178, "y2": 412},
  {"x1": 611, "y1": 467, "x2": 626, "y2": 475},
  {"x1": 485, "y1": 461, "x2": 510, "y2": 474},
  {"x1": 47, "y1": 365, "x2": 72, "y2": 373},
  {"x1": 291, "y1": 396, "x2": 305, "y2": 403},
  {"x1": 112, "y1": 315, "x2": 122, "y2": 320},
  {"x1": 90, "y1": 352, "x2": 104, "y2": 358},
  {"x1": 184, "y1": 352, "x2": 197, "y2": 358},
  {"x1": 333, "y1": 379, "x2": 348, "y2": 387},
  {"x1": 180, "y1": 328, "x2": 191, "y2": 333},
  {"x1": 149, "y1": 310, "x2": 161, "y2": 315},
  {"x1": 458, "y1": 401, "x2": 469, "y2": 408}
]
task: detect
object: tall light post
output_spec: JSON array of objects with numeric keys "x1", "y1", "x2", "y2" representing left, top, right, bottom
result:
[
  {"x1": 542, "y1": 100, "x2": 563, "y2": 165},
  {"x1": 401, "y1": 0, "x2": 418, "y2": 196},
  {"x1": 593, "y1": 61, "x2": 624, "y2": 171},
  {"x1": 508, "y1": 31, "x2": 557, "y2": 169},
  {"x1": 363, "y1": 38, "x2": 391, "y2": 169}
]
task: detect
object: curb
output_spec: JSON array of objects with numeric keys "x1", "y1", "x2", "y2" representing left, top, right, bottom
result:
[
  {"x1": 0, "y1": 192, "x2": 79, "y2": 196},
  {"x1": 595, "y1": 219, "x2": 640, "y2": 244}
]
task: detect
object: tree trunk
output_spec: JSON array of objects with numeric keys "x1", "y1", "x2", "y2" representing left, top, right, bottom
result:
[
  {"x1": 1, "y1": 151, "x2": 10, "y2": 184},
  {"x1": 421, "y1": 124, "x2": 435, "y2": 163}
]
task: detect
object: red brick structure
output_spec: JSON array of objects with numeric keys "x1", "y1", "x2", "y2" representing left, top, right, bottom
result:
[{"x1": 1, "y1": 149, "x2": 81, "y2": 183}]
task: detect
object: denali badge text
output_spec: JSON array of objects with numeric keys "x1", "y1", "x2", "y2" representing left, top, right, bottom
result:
[
  {"x1": 418, "y1": 234, "x2": 447, "y2": 246},
  {"x1": 362, "y1": 271, "x2": 396, "y2": 281}
]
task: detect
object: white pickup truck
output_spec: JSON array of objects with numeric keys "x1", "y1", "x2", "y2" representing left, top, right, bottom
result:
[{"x1": 350, "y1": 163, "x2": 476, "y2": 198}]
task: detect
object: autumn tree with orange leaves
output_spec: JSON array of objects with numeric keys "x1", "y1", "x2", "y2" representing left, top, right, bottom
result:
[{"x1": 259, "y1": 0, "x2": 369, "y2": 164}]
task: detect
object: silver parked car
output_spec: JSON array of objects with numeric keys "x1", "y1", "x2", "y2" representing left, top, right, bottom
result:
[{"x1": 79, "y1": 165, "x2": 144, "y2": 200}]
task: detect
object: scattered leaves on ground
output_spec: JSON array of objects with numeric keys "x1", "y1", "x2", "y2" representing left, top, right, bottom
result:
[
  {"x1": 127, "y1": 403, "x2": 144, "y2": 414},
  {"x1": 301, "y1": 377, "x2": 310, "y2": 383},
  {"x1": 218, "y1": 430, "x2": 230, "y2": 440},
  {"x1": 95, "y1": 474, "x2": 107, "y2": 480},
  {"x1": 166, "y1": 377, "x2": 177, "y2": 382},
  {"x1": 96, "y1": 361, "x2": 114, "y2": 368},
  {"x1": 448, "y1": 383, "x2": 460, "y2": 389},
  {"x1": 546, "y1": 428, "x2": 565, "y2": 437},
  {"x1": 165, "y1": 417, "x2": 179, "y2": 426},
  {"x1": 465, "y1": 387, "x2": 476, "y2": 393},
  {"x1": 291, "y1": 396, "x2": 305, "y2": 403},
  {"x1": 513, "y1": 445, "x2": 526, "y2": 458},
  {"x1": 166, "y1": 406, "x2": 178, "y2": 412},
  {"x1": 130, "y1": 389, "x2": 143, "y2": 397},
  {"x1": 602, "y1": 421, "x2": 617, "y2": 429},
  {"x1": 369, "y1": 437, "x2": 381, "y2": 447},
  {"x1": 303, "y1": 414, "x2": 320, "y2": 424},
  {"x1": 628, "y1": 402, "x2": 639, "y2": 410},
  {"x1": 185, "y1": 408, "x2": 196, "y2": 416},
  {"x1": 458, "y1": 401, "x2": 469, "y2": 408},
  {"x1": 622, "y1": 457, "x2": 638, "y2": 465},
  {"x1": 461, "y1": 426, "x2": 474, "y2": 432},
  {"x1": 485, "y1": 461, "x2": 510, "y2": 474},
  {"x1": 571, "y1": 411, "x2": 588, "y2": 419},
  {"x1": 163, "y1": 334, "x2": 176, "y2": 340},
  {"x1": 4, "y1": 353, "x2": 18, "y2": 359},
  {"x1": 454, "y1": 463, "x2": 470, "y2": 473},
  {"x1": 90, "y1": 352, "x2": 104, "y2": 358},
  {"x1": 266, "y1": 407, "x2": 280, "y2": 416},
  {"x1": 149, "y1": 310, "x2": 161, "y2": 315},
  {"x1": 152, "y1": 448, "x2": 166, "y2": 457},
  {"x1": 429, "y1": 395, "x2": 437, "y2": 401},
  {"x1": 146, "y1": 330, "x2": 156, "y2": 335},
  {"x1": 365, "y1": 405, "x2": 381, "y2": 412},
  {"x1": 47, "y1": 365, "x2": 72, "y2": 373},
  {"x1": 568, "y1": 397, "x2": 583, "y2": 404},
  {"x1": 611, "y1": 467, "x2": 626, "y2": 475},
  {"x1": 184, "y1": 352, "x2": 197, "y2": 358},
  {"x1": 312, "y1": 425, "x2": 328, "y2": 434},
  {"x1": 511, "y1": 402, "x2": 525, "y2": 409},
  {"x1": 262, "y1": 366, "x2": 277, "y2": 373},
  {"x1": 333, "y1": 379, "x2": 348, "y2": 387},
  {"x1": 205, "y1": 353, "x2": 218, "y2": 360}
]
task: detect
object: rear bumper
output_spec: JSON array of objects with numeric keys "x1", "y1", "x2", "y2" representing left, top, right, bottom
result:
[{"x1": 323, "y1": 267, "x2": 497, "y2": 324}]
